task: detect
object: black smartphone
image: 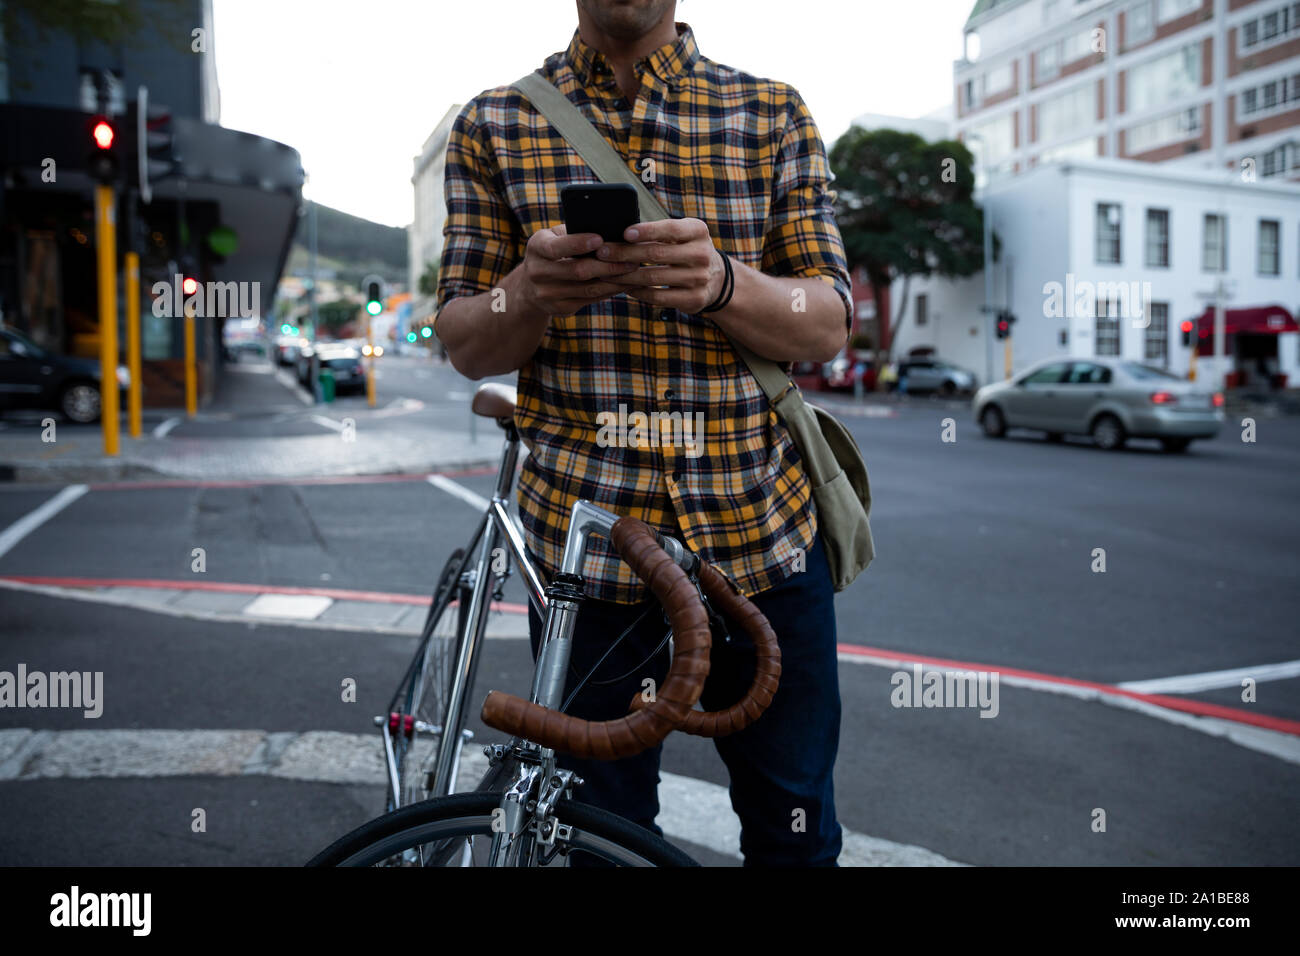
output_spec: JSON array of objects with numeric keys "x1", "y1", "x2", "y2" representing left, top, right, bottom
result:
[{"x1": 561, "y1": 183, "x2": 640, "y2": 249}]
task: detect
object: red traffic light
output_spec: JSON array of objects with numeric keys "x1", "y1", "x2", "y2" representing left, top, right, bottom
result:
[
  {"x1": 92, "y1": 120, "x2": 115, "y2": 150},
  {"x1": 182, "y1": 277, "x2": 199, "y2": 295},
  {"x1": 1180, "y1": 320, "x2": 1193, "y2": 333}
]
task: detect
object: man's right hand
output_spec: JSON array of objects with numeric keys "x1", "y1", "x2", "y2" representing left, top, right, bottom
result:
[{"x1": 516, "y1": 225, "x2": 640, "y2": 319}]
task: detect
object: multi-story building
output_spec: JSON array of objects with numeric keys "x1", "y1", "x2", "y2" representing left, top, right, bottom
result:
[
  {"x1": 408, "y1": 105, "x2": 461, "y2": 336},
  {"x1": 0, "y1": 0, "x2": 302, "y2": 407},
  {"x1": 955, "y1": 0, "x2": 1300, "y2": 183},
  {"x1": 883, "y1": 0, "x2": 1299, "y2": 390}
]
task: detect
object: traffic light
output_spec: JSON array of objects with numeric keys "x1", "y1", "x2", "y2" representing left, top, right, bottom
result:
[
  {"x1": 406, "y1": 331, "x2": 417, "y2": 343},
  {"x1": 127, "y1": 87, "x2": 175, "y2": 204},
  {"x1": 87, "y1": 115, "x2": 119, "y2": 185},
  {"x1": 995, "y1": 310, "x2": 1015, "y2": 339},
  {"x1": 365, "y1": 280, "x2": 383, "y2": 316},
  {"x1": 420, "y1": 326, "x2": 432, "y2": 339},
  {"x1": 1180, "y1": 319, "x2": 1194, "y2": 347}
]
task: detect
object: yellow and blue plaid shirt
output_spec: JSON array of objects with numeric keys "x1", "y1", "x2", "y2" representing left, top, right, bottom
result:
[{"x1": 436, "y1": 23, "x2": 852, "y2": 604}]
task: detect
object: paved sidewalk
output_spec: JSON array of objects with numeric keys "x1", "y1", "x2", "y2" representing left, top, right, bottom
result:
[{"x1": 0, "y1": 360, "x2": 498, "y2": 484}]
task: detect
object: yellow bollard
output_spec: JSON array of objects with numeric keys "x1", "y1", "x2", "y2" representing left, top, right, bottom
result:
[
  {"x1": 184, "y1": 301, "x2": 197, "y2": 417},
  {"x1": 366, "y1": 314, "x2": 377, "y2": 408},
  {"x1": 95, "y1": 185, "x2": 119, "y2": 456},
  {"x1": 125, "y1": 252, "x2": 142, "y2": 437},
  {"x1": 1004, "y1": 337, "x2": 1013, "y2": 380}
]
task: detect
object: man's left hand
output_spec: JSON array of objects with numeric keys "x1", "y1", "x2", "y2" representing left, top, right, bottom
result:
[{"x1": 598, "y1": 218, "x2": 726, "y2": 314}]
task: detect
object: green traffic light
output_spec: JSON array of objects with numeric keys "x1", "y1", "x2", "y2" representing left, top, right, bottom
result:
[
  {"x1": 366, "y1": 301, "x2": 382, "y2": 316},
  {"x1": 406, "y1": 332, "x2": 417, "y2": 342},
  {"x1": 420, "y1": 326, "x2": 432, "y2": 338}
]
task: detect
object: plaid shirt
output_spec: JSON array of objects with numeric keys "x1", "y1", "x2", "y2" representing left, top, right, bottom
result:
[{"x1": 436, "y1": 23, "x2": 852, "y2": 604}]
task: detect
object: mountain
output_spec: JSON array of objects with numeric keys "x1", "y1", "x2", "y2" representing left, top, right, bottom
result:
[{"x1": 287, "y1": 203, "x2": 407, "y2": 289}]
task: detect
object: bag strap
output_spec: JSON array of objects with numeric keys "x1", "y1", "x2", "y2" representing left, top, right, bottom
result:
[{"x1": 513, "y1": 71, "x2": 798, "y2": 410}]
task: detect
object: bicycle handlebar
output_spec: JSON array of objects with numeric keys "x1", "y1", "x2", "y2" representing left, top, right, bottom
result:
[{"x1": 479, "y1": 516, "x2": 781, "y2": 760}]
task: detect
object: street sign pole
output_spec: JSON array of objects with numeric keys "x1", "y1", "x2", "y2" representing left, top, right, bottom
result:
[
  {"x1": 125, "y1": 250, "x2": 142, "y2": 437},
  {"x1": 95, "y1": 184, "x2": 120, "y2": 456}
]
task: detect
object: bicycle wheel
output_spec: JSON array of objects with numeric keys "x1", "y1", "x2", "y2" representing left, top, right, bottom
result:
[
  {"x1": 391, "y1": 548, "x2": 469, "y2": 809},
  {"x1": 308, "y1": 791, "x2": 698, "y2": 867}
]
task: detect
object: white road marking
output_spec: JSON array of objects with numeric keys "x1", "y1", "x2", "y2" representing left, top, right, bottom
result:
[
  {"x1": 152, "y1": 417, "x2": 181, "y2": 439},
  {"x1": 838, "y1": 650, "x2": 1300, "y2": 766},
  {"x1": 241, "y1": 593, "x2": 333, "y2": 620},
  {"x1": 309, "y1": 414, "x2": 346, "y2": 433},
  {"x1": 1117, "y1": 660, "x2": 1300, "y2": 694},
  {"x1": 427, "y1": 474, "x2": 491, "y2": 512},
  {"x1": 0, "y1": 485, "x2": 88, "y2": 560},
  {"x1": 0, "y1": 728, "x2": 962, "y2": 865}
]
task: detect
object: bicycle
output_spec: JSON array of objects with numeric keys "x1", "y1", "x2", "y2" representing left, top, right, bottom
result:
[{"x1": 308, "y1": 382, "x2": 782, "y2": 867}]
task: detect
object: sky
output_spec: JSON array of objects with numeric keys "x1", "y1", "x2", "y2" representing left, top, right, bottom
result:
[{"x1": 212, "y1": 0, "x2": 975, "y2": 227}]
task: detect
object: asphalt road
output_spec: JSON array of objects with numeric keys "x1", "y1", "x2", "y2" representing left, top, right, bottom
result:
[{"x1": 1, "y1": 354, "x2": 1297, "y2": 865}]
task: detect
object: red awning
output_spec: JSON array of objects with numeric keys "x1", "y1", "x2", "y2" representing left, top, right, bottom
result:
[{"x1": 1195, "y1": 304, "x2": 1298, "y2": 335}]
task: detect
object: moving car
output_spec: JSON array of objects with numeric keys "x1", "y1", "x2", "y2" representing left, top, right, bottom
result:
[
  {"x1": 973, "y1": 357, "x2": 1224, "y2": 452},
  {"x1": 299, "y1": 344, "x2": 366, "y2": 394},
  {"x1": 897, "y1": 357, "x2": 976, "y2": 396},
  {"x1": 0, "y1": 326, "x2": 127, "y2": 424}
]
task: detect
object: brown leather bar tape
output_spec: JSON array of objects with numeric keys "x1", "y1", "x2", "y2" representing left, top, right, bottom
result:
[
  {"x1": 628, "y1": 561, "x2": 781, "y2": 737},
  {"x1": 479, "y1": 517, "x2": 712, "y2": 760}
]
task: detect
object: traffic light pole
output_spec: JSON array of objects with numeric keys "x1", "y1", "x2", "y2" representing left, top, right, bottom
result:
[{"x1": 95, "y1": 184, "x2": 120, "y2": 456}]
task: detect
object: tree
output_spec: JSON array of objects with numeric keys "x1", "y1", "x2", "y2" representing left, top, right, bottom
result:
[
  {"x1": 829, "y1": 127, "x2": 994, "y2": 377},
  {"x1": 418, "y1": 262, "x2": 439, "y2": 298}
]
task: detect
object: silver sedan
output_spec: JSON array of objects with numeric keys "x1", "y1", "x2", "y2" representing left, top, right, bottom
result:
[{"x1": 973, "y1": 357, "x2": 1224, "y2": 452}]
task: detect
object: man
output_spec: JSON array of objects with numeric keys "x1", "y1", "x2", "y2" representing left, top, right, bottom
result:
[{"x1": 435, "y1": 0, "x2": 852, "y2": 866}]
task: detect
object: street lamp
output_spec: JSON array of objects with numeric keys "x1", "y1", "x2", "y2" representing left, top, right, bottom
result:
[{"x1": 966, "y1": 131, "x2": 995, "y2": 387}]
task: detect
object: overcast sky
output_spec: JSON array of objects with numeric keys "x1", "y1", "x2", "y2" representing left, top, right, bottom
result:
[{"x1": 212, "y1": 0, "x2": 973, "y2": 227}]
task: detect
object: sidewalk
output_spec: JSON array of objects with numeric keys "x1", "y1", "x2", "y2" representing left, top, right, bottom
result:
[{"x1": 0, "y1": 359, "x2": 498, "y2": 484}]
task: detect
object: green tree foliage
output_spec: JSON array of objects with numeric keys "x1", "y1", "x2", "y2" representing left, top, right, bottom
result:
[
  {"x1": 2, "y1": 0, "x2": 191, "y2": 65},
  {"x1": 830, "y1": 127, "x2": 993, "y2": 371},
  {"x1": 418, "y1": 262, "x2": 439, "y2": 297}
]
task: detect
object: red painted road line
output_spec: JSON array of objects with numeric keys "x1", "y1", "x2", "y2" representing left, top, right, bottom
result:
[
  {"x1": 4, "y1": 573, "x2": 1292, "y2": 739},
  {"x1": 87, "y1": 465, "x2": 498, "y2": 492},
  {"x1": 837, "y1": 643, "x2": 1300, "y2": 738},
  {"x1": 2, "y1": 575, "x2": 530, "y2": 615}
]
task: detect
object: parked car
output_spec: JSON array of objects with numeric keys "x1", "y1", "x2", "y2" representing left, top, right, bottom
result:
[
  {"x1": 275, "y1": 335, "x2": 306, "y2": 367},
  {"x1": 897, "y1": 357, "x2": 976, "y2": 396},
  {"x1": 973, "y1": 357, "x2": 1224, "y2": 452},
  {"x1": 317, "y1": 347, "x2": 367, "y2": 394},
  {"x1": 0, "y1": 327, "x2": 127, "y2": 424},
  {"x1": 822, "y1": 349, "x2": 877, "y2": 392}
]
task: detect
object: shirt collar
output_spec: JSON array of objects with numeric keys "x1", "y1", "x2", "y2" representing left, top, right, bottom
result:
[{"x1": 565, "y1": 22, "x2": 700, "y2": 91}]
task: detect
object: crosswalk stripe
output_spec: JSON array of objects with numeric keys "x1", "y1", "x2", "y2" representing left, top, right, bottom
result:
[
  {"x1": 0, "y1": 485, "x2": 88, "y2": 560},
  {"x1": 0, "y1": 727, "x2": 961, "y2": 866}
]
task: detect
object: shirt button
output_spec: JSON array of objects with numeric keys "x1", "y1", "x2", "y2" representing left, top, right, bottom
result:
[{"x1": 664, "y1": 388, "x2": 675, "y2": 400}]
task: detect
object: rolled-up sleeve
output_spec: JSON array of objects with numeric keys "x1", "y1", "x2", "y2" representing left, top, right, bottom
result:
[
  {"x1": 435, "y1": 102, "x2": 525, "y2": 317},
  {"x1": 761, "y1": 91, "x2": 854, "y2": 329}
]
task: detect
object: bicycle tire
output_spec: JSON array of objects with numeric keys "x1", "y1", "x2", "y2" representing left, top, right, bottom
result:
[
  {"x1": 308, "y1": 791, "x2": 699, "y2": 867},
  {"x1": 390, "y1": 549, "x2": 469, "y2": 809}
]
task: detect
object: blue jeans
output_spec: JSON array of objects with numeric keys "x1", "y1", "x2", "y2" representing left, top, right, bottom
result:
[{"x1": 526, "y1": 532, "x2": 842, "y2": 866}]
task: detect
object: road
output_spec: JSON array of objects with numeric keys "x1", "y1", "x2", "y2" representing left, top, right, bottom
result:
[{"x1": 1, "y1": 354, "x2": 1297, "y2": 865}]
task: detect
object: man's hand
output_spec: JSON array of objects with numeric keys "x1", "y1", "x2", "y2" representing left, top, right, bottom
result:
[
  {"x1": 598, "y1": 218, "x2": 726, "y2": 314},
  {"x1": 517, "y1": 224, "x2": 640, "y2": 319}
]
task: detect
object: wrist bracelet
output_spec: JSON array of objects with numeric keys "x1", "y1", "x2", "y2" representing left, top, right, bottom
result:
[{"x1": 700, "y1": 250, "x2": 734, "y2": 315}]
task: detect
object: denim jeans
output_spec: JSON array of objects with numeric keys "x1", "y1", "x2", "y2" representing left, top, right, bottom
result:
[{"x1": 526, "y1": 532, "x2": 842, "y2": 866}]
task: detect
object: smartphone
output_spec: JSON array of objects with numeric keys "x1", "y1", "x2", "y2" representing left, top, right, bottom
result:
[{"x1": 561, "y1": 183, "x2": 640, "y2": 249}]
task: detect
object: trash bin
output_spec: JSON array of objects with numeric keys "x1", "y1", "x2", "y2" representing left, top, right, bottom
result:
[{"x1": 318, "y1": 368, "x2": 336, "y2": 403}]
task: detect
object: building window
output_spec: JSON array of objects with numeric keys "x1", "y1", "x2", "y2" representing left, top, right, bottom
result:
[
  {"x1": 1128, "y1": 43, "x2": 1201, "y2": 112},
  {"x1": 1038, "y1": 136, "x2": 1099, "y2": 163},
  {"x1": 1240, "y1": 74, "x2": 1300, "y2": 118},
  {"x1": 1258, "y1": 219, "x2": 1280, "y2": 275},
  {"x1": 1240, "y1": 2, "x2": 1300, "y2": 52},
  {"x1": 1037, "y1": 43, "x2": 1061, "y2": 82},
  {"x1": 1144, "y1": 302, "x2": 1169, "y2": 365},
  {"x1": 1128, "y1": 1, "x2": 1155, "y2": 45},
  {"x1": 967, "y1": 112, "x2": 1016, "y2": 166},
  {"x1": 1157, "y1": 0, "x2": 1199, "y2": 23},
  {"x1": 1096, "y1": 203, "x2": 1122, "y2": 264},
  {"x1": 1063, "y1": 28, "x2": 1098, "y2": 64},
  {"x1": 963, "y1": 78, "x2": 976, "y2": 110},
  {"x1": 1039, "y1": 82, "x2": 1097, "y2": 143},
  {"x1": 1126, "y1": 106, "x2": 1201, "y2": 153},
  {"x1": 915, "y1": 294, "x2": 928, "y2": 327},
  {"x1": 1095, "y1": 302, "x2": 1121, "y2": 356},
  {"x1": 1145, "y1": 209, "x2": 1170, "y2": 267},
  {"x1": 1203, "y1": 213, "x2": 1227, "y2": 272},
  {"x1": 984, "y1": 62, "x2": 1014, "y2": 98}
]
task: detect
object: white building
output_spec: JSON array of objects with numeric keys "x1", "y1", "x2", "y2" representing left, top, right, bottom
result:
[
  {"x1": 890, "y1": 157, "x2": 1300, "y2": 388},
  {"x1": 955, "y1": 0, "x2": 1300, "y2": 185},
  {"x1": 408, "y1": 104, "x2": 462, "y2": 330}
]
